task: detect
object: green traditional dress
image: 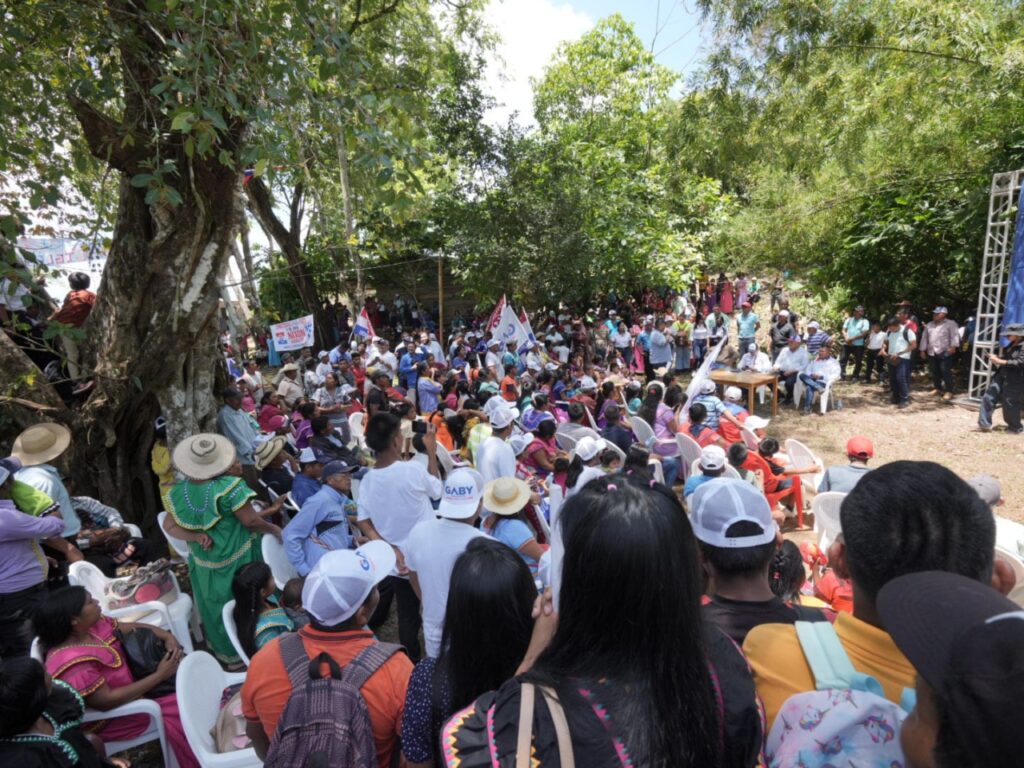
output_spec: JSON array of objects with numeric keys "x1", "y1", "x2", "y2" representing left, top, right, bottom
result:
[
  {"x1": 167, "y1": 475, "x2": 261, "y2": 664},
  {"x1": 255, "y1": 599, "x2": 295, "y2": 651}
]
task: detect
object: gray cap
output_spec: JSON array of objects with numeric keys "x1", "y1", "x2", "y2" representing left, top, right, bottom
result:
[
  {"x1": 1004, "y1": 323, "x2": 1024, "y2": 336},
  {"x1": 968, "y1": 474, "x2": 1001, "y2": 507}
]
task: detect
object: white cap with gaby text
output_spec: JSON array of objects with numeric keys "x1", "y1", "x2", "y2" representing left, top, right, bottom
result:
[{"x1": 438, "y1": 468, "x2": 484, "y2": 520}]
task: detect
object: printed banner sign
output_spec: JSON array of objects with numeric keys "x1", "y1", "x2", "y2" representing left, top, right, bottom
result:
[{"x1": 270, "y1": 314, "x2": 314, "y2": 352}]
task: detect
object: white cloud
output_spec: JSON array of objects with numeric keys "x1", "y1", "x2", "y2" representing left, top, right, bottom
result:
[{"x1": 482, "y1": 0, "x2": 593, "y2": 127}]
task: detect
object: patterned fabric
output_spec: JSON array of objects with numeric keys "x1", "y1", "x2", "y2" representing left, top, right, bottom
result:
[
  {"x1": 168, "y1": 475, "x2": 260, "y2": 664},
  {"x1": 256, "y1": 606, "x2": 295, "y2": 651}
]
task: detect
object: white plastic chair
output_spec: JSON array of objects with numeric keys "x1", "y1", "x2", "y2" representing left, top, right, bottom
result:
[
  {"x1": 584, "y1": 406, "x2": 599, "y2": 431},
  {"x1": 793, "y1": 377, "x2": 834, "y2": 414},
  {"x1": 996, "y1": 516, "x2": 1024, "y2": 559},
  {"x1": 739, "y1": 425, "x2": 761, "y2": 451},
  {"x1": 603, "y1": 440, "x2": 626, "y2": 462},
  {"x1": 261, "y1": 533, "x2": 298, "y2": 590},
  {"x1": 123, "y1": 523, "x2": 143, "y2": 538},
  {"x1": 648, "y1": 459, "x2": 665, "y2": 484},
  {"x1": 785, "y1": 438, "x2": 825, "y2": 495},
  {"x1": 178, "y1": 651, "x2": 261, "y2": 767},
  {"x1": 30, "y1": 637, "x2": 176, "y2": 767},
  {"x1": 436, "y1": 445, "x2": 456, "y2": 478},
  {"x1": 69, "y1": 561, "x2": 196, "y2": 654},
  {"x1": 157, "y1": 511, "x2": 190, "y2": 561},
  {"x1": 221, "y1": 600, "x2": 252, "y2": 667},
  {"x1": 674, "y1": 433, "x2": 703, "y2": 481},
  {"x1": 811, "y1": 491, "x2": 846, "y2": 550},
  {"x1": 348, "y1": 411, "x2": 366, "y2": 450},
  {"x1": 629, "y1": 416, "x2": 677, "y2": 456}
]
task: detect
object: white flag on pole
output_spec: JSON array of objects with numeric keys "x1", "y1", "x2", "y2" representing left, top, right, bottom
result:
[{"x1": 686, "y1": 335, "x2": 727, "y2": 402}]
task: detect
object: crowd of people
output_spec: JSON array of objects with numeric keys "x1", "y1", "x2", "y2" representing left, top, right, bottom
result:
[{"x1": 2, "y1": 275, "x2": 1024, "y2": 768}]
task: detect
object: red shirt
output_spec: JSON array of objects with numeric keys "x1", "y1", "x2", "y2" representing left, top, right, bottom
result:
[
  {"x1": 51, "y1": 289, "x2": 96, "y2": 327},
  {"x1": 742, "y1": 451, "x2": 784, "y2": 493},
  {"x1": 815, "y1": 571, "x2": 854, "y2": 613}
]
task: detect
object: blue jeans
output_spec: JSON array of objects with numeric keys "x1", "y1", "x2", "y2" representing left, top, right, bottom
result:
[
  {"x1": 798, "y1": 374, "x2": 826, "y2": 412},
  {"x1": 692, "y1": 339, "x2": 707, "y2": 367},
  {"x1": 675, "y1": 345, "x2": 691, "y2": 372},
  {"x1": 739, "y1": 336, "x2": 756, "y2": 356},
  {"x1": 888, "y1": 358, "x2": 911, "y2": 404},
  {"x1": 980, "y1": 377, "x2": 1023, "y2": 432},
  {"x1": 660, "y1": 456, "x2": 681, "y2": 487}
]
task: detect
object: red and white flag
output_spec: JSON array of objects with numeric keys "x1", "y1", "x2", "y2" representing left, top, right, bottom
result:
[
  {"x1": 486, "y1": 294, "x2": 507, "y2": 334},
  {"x1": 353, "y1": 307, "x2": 376, "y2": 338}
]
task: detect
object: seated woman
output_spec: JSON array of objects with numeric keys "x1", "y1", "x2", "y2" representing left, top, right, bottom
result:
[
  {"x1": 522, "y1": 418, "x2": 560, "y2": 475},
  {"x1": 637, "y1": 384, "x2": 682, "y2": 486},
  {"x1": 34, "y1": 587, "x2": 198, "y2": 768},
  {"x1": 681, "y1": 402, "x2": 726, "y2": 448},
  {"x1": 401, "y1": 539, "x2": 536, "y2": 768},
  {"x1": 257, "y1": 390, "x2": 287, "y2": 433},
  {"x1": 0, "y1": 656, "x2": 121, "y2": 768},
  {"x1": 309, "y1": 415, "x2": 361, "y2": 467},
  {"x1": 481, "y1": 478, "x2": 546, "y2": 577},
  {"x1": 442, "y1": 476, "x2": 764, "y2": 768},
  {"x1": 231, "y1": 562, "x2": 294, "y2": 660}
]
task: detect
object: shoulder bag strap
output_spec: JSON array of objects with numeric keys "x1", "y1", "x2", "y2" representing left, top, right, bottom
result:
[
  {"x1": 539, "y1": 686, "x2": 575, "y2": 768},
  {"x1": 794, "y1": 621, "x2": 885, "y2": 697},
  {"x1": 515, "y1": 683, "x2": 536, "y2": 768},
  {"x1": 278, "y1": 633, "x2": 312, "y2": 690},
  {"x1": 342, "y1": 642, "x2": 404, "y2": 690}
]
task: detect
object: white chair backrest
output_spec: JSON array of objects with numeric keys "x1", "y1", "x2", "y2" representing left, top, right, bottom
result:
[
  {"x1": 629, "y1": 416, "x2": 656, "y2": 446},
  {"x1": 31, "y1": 636, "x2": 44, "y2": 663},
  {"x1": 221, "y1": 600, "x2": 251, "y2": 667},
  {"x1": 436, "y1": 445, "x2": 456, "y2": 479},
  {"x1": 675, "y1": 432, "x2": 703, "y2": 469},
  {"x1": 812, "y1": 491, "x2": 846, "y2": 549},
  {"x1": 723, "y1": 464, "x2": 742, "y2": 480},
  {"x1": 158, "y1": 511, "x2": 190, "y2": 560},
  {"x1": 68, "y1": 561, "x2": 112, "y2": 608},
  {"x1": 349, "y1": 411, "x2": 365, "y2": 439},
  {"x1": 785, "y1": 437, "x2": 823, "y2": 491},
  {"x1": 603, "y1": 440, "x2": 626, "y2": 462},
  {"x1": 996, "y1": 516, "x2": 1024, "y2": 558},
  {"x1": 262, "y1": 534, "x2": 298, "y2": 590},
  {"x1": 739, "y1": 425, "x2": 761, "y2": 451},
  {"x1": 584, "y1": 406, "x2": 599, "y2": 431},
  {"x1": 555, "y1": 432, "x2": 577, "y2": 452},
  {"x1": 350, "y1": 477, "x2": 361, "y2": 502},
  {"x1": 178, "y1": 651, "x2": 228, "y2": 757},
  {"x1": 648, "y1": 459, "x2": 665, "y2": 484}
]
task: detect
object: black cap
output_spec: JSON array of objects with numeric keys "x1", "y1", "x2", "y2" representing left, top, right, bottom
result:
[{"x1": 878, "y1": 572, "x2": 1024, "y2": 765}]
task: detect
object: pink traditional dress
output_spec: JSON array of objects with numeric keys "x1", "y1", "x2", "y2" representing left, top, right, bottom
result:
[
  {"x1": 719, "y1": 278, "x2": 735, "y2": 314},
  {"x1": 45, "y1": 616, "x2": 199, "y2": 768}
]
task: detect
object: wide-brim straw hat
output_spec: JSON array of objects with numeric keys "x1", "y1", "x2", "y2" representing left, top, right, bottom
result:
[
  {"x1": 173, "y1": 433, "x2": 237, "y2": 481},
  {"x1": 12, "y1": 423, "x2": 72, "y2": 466},
  {"x1": 483, "y1": 477, "x2": 532, "y2": 516},
  {"x1": 254, "y1": 435, "x2": 287, "y2": 470}
]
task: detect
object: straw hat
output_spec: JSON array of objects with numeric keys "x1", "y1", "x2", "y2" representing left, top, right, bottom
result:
[
  {"x1": 280, "y1": 363, "x2": 299, "y2": 373},
  {"x1": 12, "y1": 423, "x2": 72, "y2": 466},
  {"x1": 172, "y1": 433, "x2": 237, "y2": 481},
  {"x1": 254, "y1": 435, "x2": 288, "y2": 470},
  {"x1": 483, "y1": 477, "x2": 532, "y2": 516}
]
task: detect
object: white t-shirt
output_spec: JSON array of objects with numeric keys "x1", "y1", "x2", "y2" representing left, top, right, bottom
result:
[
  {"x1": 485, "y1": 350, "x2": 504, "y2": 380},
  {"x1": 610, "y1": 330, "x2": 632, "y2": 349},
  {"x1": 567, "y1": 465, "x2": 606, "y2": 497},
  {"x1": 356, "y1": 460, "x2": 443, "y2": 554},
  {"x1": 404, "y1": 518, "x2": 487, "y2": 657},
  {"x1": 552, "y1": 345, "x2": 571, "y2": 363},
  {"x1": 476, "y1": 435, "x2": 516, "y2": 485},
  {"x1": 867, "y1": 331, "x2": 886, "y2": 350},
  {"x1": 885, "y1": 327, "x2": 916, "y2": 359}
]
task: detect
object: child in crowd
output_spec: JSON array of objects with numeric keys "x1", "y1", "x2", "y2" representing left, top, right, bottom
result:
[
  {"x1": 231, "y1": 562, "x2": 295, "y2": 660},
  {"x1": 280, "y1": 577, "x2": 310, "y2": 630},
  {"x1": 600, "y1": 448, "x2": 622, "y2": 472},
  {"x1": 770, "y1": 540, "x2": 830, "y2": 610},
  {"x1": 812, "y1": 533, "x2": 855, "y2": 612}
]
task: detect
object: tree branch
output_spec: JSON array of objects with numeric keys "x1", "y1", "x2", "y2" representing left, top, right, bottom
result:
[
  {"x1": 808, "y1": 43, "x2": 983, "y2": 66},
  {"x1": 68, "y1": 96, "x2": 147, "y2": 174},
  {"x1": 349, "y1": 0, "x2": 401, "y2": 33}
]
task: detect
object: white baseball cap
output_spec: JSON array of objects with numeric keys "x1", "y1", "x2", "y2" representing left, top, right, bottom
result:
[
  {"x1": 747, "y1": 343, "x2": 757, "y2": 353},
  {"x1": 724, "y1": 386, "x2": 742, "y2": 402},
  {"x1": 745, "y1": 415, "x2": 770, "y2": 429},
  {"x1": 699, "y1": 444, "x2": 727, "y2": 471},
  {"x1": 439, "y1": 468, "x2": 483, "y2": 519},
  {"x1": 574, "y1": 435, "x2": 605, "y2": 462},
  {"x1": 490, "y1": 407, "x2": 518, "y2": 429},
  {"x1": 302, "y1": 541, "x2": 396, "y2": 626},
  {"x1": 690, "y1": 478, "x2": 778, "y2": 548},
  {"x1": 808, "y1": 320, "x2": 820, "y2": 329},
  {"x1": 578, "y1": 375, "x2": 597, "y2": 391},
  {"x1": 509, "y1": 434, "x2": 532, "y2": 456},
  {"x1": 298, "y1": 447, "x2": 318, "y2": 463},
  {"x1": 778, "y1": 310, "x2": 790, "y2": 317},
  {"x1": 700, "y1": 379, "x2": 716, "y2": 395}
]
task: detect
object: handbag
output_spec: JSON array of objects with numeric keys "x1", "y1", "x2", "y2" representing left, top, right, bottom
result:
[
  {"x1": 116, "y1": 627, "x2": 177, "y2": 699},
  {"x1": 104, "y1": 558, "x2": 178, "y2": 609},
  {"x1": 212, "y1": 684, "x2": 252, "y2": 753},
  {"x1": 515, "y1": 683, "x2": 575, "y2": 768}
]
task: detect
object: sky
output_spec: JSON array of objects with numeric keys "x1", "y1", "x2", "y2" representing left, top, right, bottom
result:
[{"x1": 481, "y1": 0, "x2": 710, "y2": 126}]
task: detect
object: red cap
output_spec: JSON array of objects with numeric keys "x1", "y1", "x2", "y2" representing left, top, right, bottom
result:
[{"x1": 846, "y1": 436, "x2": 874, "y2": 459}]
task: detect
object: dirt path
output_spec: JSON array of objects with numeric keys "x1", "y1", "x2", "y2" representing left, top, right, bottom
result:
[{"x1": 760, "y1": 377, "x2": 1024, "y2": 521}]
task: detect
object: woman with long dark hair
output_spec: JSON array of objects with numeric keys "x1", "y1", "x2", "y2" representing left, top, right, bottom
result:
[
  {"x1": 401, "y1": 539, "x2": 535, "y2": 768},
  {"x1": 441, "y1": 476, "x2": 764, "y2": 768},
  {"x1": 231, "y1": 561, "x2": 294, "y2": 659},
  {"x1": 637, "y1": 383, "x2": 682, "y2": 487}
]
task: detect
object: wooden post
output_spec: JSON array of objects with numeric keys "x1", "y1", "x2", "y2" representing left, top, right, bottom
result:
[{"x1": 437, "y1": 252, "x2": 444, "y2": 336}]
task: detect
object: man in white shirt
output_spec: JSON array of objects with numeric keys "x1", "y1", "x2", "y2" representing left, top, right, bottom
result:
[
  {"x1": 882, "y1": 315, "x2": 917, "y2": 409},
  {"x1": 739, "y1": 343, "x2": 772, "y2": 374},
  {"x1": 772, "y1": 335, "x2": 810, "y2": 405},
  {"x1": 524, "y1": 342, "x2": 543, "y2": 373},
  {"x1": 476, "y1": 406, "x2": 517, "y2": 486},
  {"x1": 314, "y1": 350, "x2": 333, "y2": 385},
  {"x1": 374, "y1": 338, "x2": 398, "y2": 379},
  {"x1": 404, "y1": 468, "x2": 488, "y2": 657},
  {"x1": 426, "y1": 333, "x2": 446, "y2": 366},
  {"x1": 356, "y1": 412, "x2": 443, "y2": 661},
  {"x1": 240, "y1": 359, "x2": 265, "y2": 405},
  {"x1": 484, "y1": 338, "x2": 504, "y2": 381},
  {"x1": 798, "y1": 345, "x2": 842, "y2": 414},
  {"x1": 550, "y1": 340, "x2": 571, "y2": 364}
]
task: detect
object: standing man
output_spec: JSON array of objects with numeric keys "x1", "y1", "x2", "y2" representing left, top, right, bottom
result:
[
  {"x1": 769, "y1": 309, "x2": 794, "y2": 362},
  {"x1": 484, "y1": 338, "x2": 504, "y2": 381},
  {"x1": 216, "y1": 386, "x2": 260, "y2": 488},
  {"x1": 735, "y1": 301, "x2": 760, "y2": 354},
  {"x1": 978, "y1": 322, "x2": 1024, "y2": 434},
  {"x1": 883, "y1": 315, "x2": 917, "y2": 409},
  {"x1": 803, "y1": 320, "x2": 831, "y2": 357},
  {"x1": 839, "y1": 305, "x2": 870, "y2": 381},
  {"x1": 636, "y1": 318, "x2": 654, "y2": 380},
  {"x1": 648, "y1": 319, "x2": 673, "y2": 377},
  {"x1": 475, "y1": 407, "x2": 517, "y2": 484},
  {"x1": 919, "y1": 306, "x2": 960, "y2": 401},
  {"x1": 275, "y1": 363, "x2": 304, "y2": 409}
]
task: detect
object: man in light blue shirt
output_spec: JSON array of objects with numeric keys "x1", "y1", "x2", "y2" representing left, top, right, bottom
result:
[
  {"x1": 840, "y1": 305, "x2": 871, "y2": 381},
  {"x1": 216, "y1": 386, "x2": 259, "y2": 467},
  {"x1": 283, "y1": 460, "x2": 357, "y2": 577},
  {"x1": 649, "y1": 320, "x2": 673, "y2": 369},
  {"x1": 735, "y1": 302, "x2": 760, "y2": 353},
  {"x1": 15, "y1": 462, "x2": 79, "y2": 538}
]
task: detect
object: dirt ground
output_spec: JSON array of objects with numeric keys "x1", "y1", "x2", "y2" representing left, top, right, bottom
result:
[{"x1": 756, "y1": 376, "x2": 1024, "y2": 522}]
